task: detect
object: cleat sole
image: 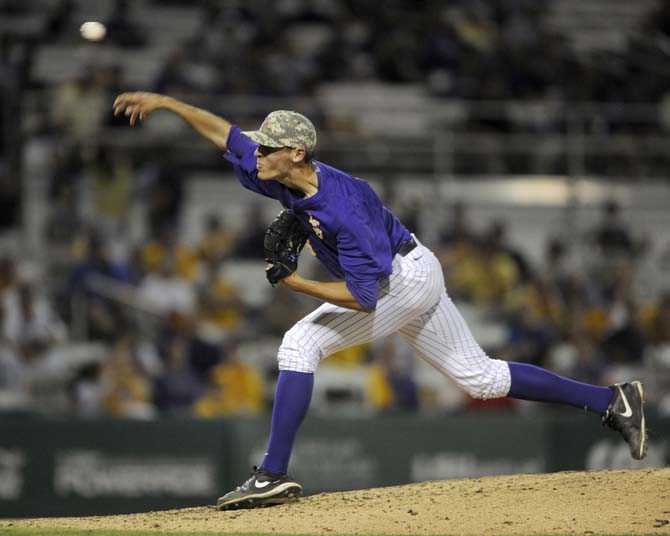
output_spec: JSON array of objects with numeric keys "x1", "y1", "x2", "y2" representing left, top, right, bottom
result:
[
  {"x1": 634, "y1": 381, "x2": 647, "y2": 460},
  {"x1": 217, "y1": 485, "x2": 302, "y2": 511}
]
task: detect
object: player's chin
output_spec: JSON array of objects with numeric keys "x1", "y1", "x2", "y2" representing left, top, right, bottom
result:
[{"x1": 257, "y1": 169, "x2": 277, "y2": 181}]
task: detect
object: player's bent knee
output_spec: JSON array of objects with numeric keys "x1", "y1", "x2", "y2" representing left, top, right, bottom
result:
[
  {"x1": 276, "y1": 324, "x2": 321, "y2": 373},
  {"x1": 463, "y1": 359, "x2": 511, "y2": 400}
]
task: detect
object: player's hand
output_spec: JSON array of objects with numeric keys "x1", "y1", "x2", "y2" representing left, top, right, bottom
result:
[{"x1": 113, "y1": 92, "x2": 166, "y2": 126}]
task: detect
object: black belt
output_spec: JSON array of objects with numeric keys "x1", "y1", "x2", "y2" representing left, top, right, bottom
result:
[{"x1": 397, "y1": 237, "x2": 417, "y2": 257}]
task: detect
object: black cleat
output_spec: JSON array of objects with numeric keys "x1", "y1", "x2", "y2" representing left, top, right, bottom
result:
[
  {"x1": 216, "y1": 466, "x2": 302, "y2": 511},
  {"x1": 602, "y1": 381, "x2": 647, "y2": 460}
]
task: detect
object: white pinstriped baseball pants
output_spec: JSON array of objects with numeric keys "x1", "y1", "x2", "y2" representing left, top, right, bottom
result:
[{"x1": 277, "y1": 239, "x2": 512, "y2": 399}]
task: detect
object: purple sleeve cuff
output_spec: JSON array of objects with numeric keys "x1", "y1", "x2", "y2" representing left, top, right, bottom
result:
[
  {"x1": 226, "y1": 126, "x2": 258, "y2": 158},
  {"x1": 345, "y1": 277, "x2": 379, "y2": 311}
]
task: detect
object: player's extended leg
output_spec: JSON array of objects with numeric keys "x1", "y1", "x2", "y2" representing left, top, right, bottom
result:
[
  {"x1": 216, "y1": 243, "x2": 444, "y2": 510},
  {"x1": 506, "y1": 363, "x2": 646, "y2": 459},
  {"x1": 399, "y1": 291, "x2": 647, "y2": 460}
]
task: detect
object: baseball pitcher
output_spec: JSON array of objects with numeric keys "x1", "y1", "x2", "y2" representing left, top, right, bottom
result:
[{"x1": 113, "y1": 93, "x2": 647, "y2": 510}]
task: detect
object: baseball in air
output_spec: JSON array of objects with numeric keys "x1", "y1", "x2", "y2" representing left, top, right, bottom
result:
[{"x1": 80, "y1": 21, "x2": 107, "y2": 42}]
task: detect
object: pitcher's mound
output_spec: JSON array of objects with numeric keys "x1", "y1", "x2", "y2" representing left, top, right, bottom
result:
[{"x1": 4, "y1": 468, "x2": 670, "y2": 535}]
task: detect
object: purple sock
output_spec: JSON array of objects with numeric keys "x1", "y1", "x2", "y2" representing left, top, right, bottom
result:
[
  {"x1": 261, "y1": 370, "x2": 314, "y2": 475},
  {"x1": 507, "y1": 362, "x2": 613, "y2": 414}
]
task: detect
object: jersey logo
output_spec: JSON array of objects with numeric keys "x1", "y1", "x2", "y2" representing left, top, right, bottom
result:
[{"x1": 307, "y1": 212, "x2": 324, "y2": 239}]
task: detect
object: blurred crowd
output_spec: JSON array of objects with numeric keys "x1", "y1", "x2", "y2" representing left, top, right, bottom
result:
[
  {"x1": 1, "y1": 0, "x2": 668, "y2": 181},
  {"x1": 3, "y1": 0, "x2": 668, "y2": 103},
  {"x1": 0, "y1": 0, "x2": 669, "y2": 419},
  {"x1": 0, "y1": 170, "x2": 668, "y2": 419},
  {"x1": 433, "y1": 201, "x2": 670, "y2": 413}
]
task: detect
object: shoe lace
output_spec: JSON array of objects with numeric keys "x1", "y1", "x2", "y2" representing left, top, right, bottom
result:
[{"x1": 234, "y1": 466, "x2": 261, "y2": 492}]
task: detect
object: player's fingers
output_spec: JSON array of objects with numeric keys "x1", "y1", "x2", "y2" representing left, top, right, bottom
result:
[{"x1": 113, "y1": 94, "x2": 134, "y2": 109}]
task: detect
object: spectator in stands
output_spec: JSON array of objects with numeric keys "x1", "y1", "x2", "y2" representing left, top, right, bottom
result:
[
  {"x1": 231, "y1": 203, "x2": 269, "y2": 259},
  {"x1": 592, "y1": 199, "x2": 636, "y2": 258},
  {"x1": 99, "y1": 333, "x2": 154, "y2": 418},
  {"x1": 3, "y1": 280, "x2": 67, "y2": 354},
  {"x1": 438, "y1": 201, "x2": 479, "y2": 248},
  {"x1": 0, "y1": 165, "x2": 20, "y2": 232},
  {"x1": 141, "y1": 226, "x2": 199, "y2": 281},
  {"x1": 600, "y1": 296, "x2": 647, "y2": 366},
  {"x1": 367, "y1": 334, "x2": 419, "y2": 412},
  {"x1": 0, "y1": 302, "x2": 25, "y2": 411},
  {"x1": 138, "y1": 157, "x2": 185, "y2": 240},
  {"x1": 195, "y1": 257, "x2": 244, "y2": 335},
  {"x1": 0, "y1": 257, "x2": 16, "y2": 294},
  {"x1": 436, "y1": 202, "x2": 484, "y2": 300},
  {"x1": 447, "y1": 233, "x2": 520, "y2": 307},
  {"x1": 194, "y1": 342, "x2": 265, "y2": 417},
  {"x1": 198, "y1": 213, "x2": 236, "y2": 264},
  {"x1": 153, "y1": 335, "x2": 201, "y2": 414},
  {"x1": 51, "y1": 68, "x2": 107, "y2": 141},
  {"x1": 138, "y1": 254, "x2": 196, "y2": 317},
  {"x1": 44, "y1": 179, "x2": 82, "y2": 262},
  {"x1": 548, "y1": 326, "x2": 607, "y2": 386},
  {"x1": 44, "y1": 0, "x2": 74, "y2": 41},
  {"x1": 153, "y1": 50, "x2": 196, "y2": 94},
  {"x1": 396, "y1": 194, "x2": 424, "y2": 237},
  {"x1": 64, "y1": 231, "x2": 136, "y2": 341},
  {"x1": 104, "y1": 0, "x2": 147, "y2": 48},
  {"x1": 317, "y1": 16, "x2": 376, "y2": 83},
  {"x1": 504, "y1": 275, "x2": 565, "y2": 336},
  {"x1": 485, "y1": 220, "x2": 532, "y2": 283},
  {"x1": 68, "y1": 361, "x2": 103, "y2": 416},
  {"x1": 541, "y1": 238, "x2": 575, "y2": 300},
  {"x1": 642, "y1": 0, "x2": 670, "y2": 39},
  {"x1": 503, "y1": 301, "x2": 557, "y2": 367},
  {"x1": 643, "y1": 293, "x2": 670, "y2": 414},
  {"x1": 89, "y1": 145, "x2": 133, "y2": 237},
  {"x1": 256, "y1": 283, "x2": 312, "y2": 338},
  {"x1": 633, "y1": 234, "x2": 670, "y2": 301}
]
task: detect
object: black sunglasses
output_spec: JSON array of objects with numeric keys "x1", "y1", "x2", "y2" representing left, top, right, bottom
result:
[{"x1": 257, "y1": 145, "x2": 288, "y2": 156}]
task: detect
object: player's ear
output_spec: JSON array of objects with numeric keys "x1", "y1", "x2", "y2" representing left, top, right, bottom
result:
[{"x1": 291, "y1": 148, "x2": 306, "y2": 164}]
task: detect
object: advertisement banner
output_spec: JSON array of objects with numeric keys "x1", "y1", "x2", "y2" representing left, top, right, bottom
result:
[
  {"x1": 0, "y1": 413, "x2": 667, "y2": 517},
  {"x1": 0, "y1": 417, "x2": 229, "y2": 517}
]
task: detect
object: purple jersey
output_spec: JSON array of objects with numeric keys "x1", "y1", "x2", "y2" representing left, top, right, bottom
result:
[{"x1": 224, "y1": 126, "x2": 412, "y2": 310}]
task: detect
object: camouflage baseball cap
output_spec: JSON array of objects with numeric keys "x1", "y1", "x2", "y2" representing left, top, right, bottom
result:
[{"x1": 244, "y1": 110, "x2": 317, "y2": 151}]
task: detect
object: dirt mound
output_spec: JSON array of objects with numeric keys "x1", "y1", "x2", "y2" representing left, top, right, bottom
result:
[{"x1": 3, "y1": 468, "x2": 670, "y2": 535}]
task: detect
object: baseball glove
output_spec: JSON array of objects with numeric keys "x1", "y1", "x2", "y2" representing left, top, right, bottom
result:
[{"x1": 264, "y1": 210, "x2": 309, "y2": 286}]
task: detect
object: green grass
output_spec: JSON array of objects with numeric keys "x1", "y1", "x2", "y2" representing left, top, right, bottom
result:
[
  {"x1": 0, "y1": 530, "x2": 664, "y2": 536},
  {"x1": 0, "y1": 531, "x2": 358, "y2": 536},
  {"x1": 1, "y1": 531, "x2": 276, "y2": 536}
]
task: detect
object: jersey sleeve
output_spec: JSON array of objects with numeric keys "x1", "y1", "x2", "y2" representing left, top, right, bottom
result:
[
  {"x1": 336, "y1": 220, "x2": 388, "y2": 311},
  {"x1": 223, "y1": 126, "x2": 285, "y2": 200}
]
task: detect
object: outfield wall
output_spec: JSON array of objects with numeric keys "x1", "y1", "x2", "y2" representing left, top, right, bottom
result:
[{"x1": 1, "y1": 412, "x2": 667, "y2": 517}]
